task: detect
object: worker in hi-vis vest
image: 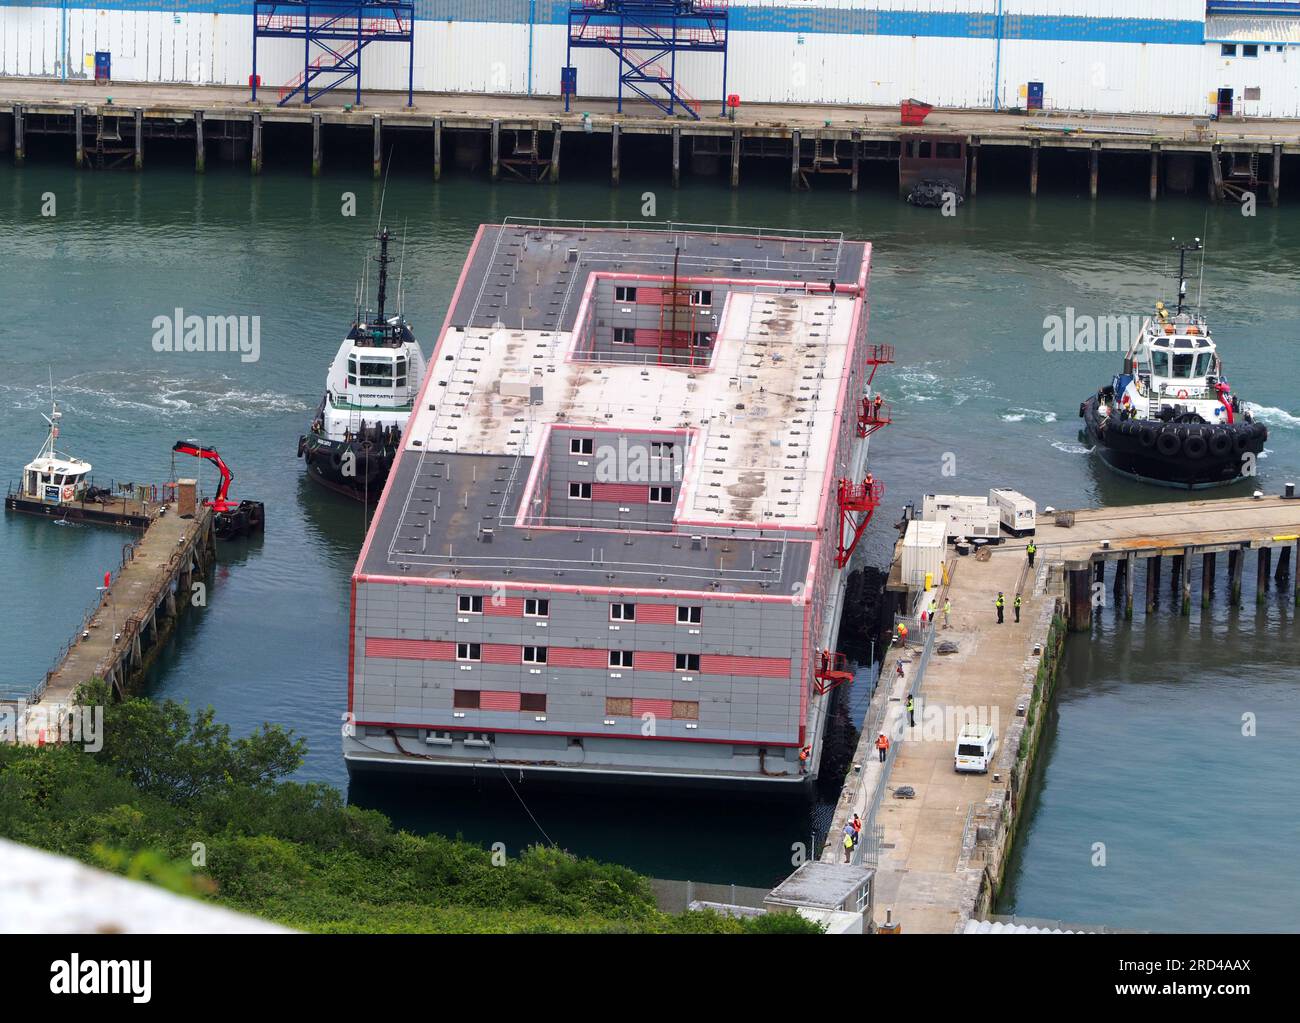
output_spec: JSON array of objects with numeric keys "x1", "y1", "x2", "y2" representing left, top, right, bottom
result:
[
  {"x1": 1027, "y1": 540, "x2": 1037, "y2": 568},
  {"x1": 995, "y1": 592, "x2": 1005, "y2": 624},
  {"x1": 1014, "y1": 594, "x2": 1022, "y2": 623}
]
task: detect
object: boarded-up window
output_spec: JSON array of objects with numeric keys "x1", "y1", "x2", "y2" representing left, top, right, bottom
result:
[
  {"x1": 454, "y1": 690, "x2": 480, "y2": 709},
  {"x1": 520, "y1": 693, "x2": 547, "y2": 712},
  {"x1": 1245, "y1": 87, "x2": 1262, "y2": 101},
  {"x1": 671, "y1": 701, "x2": 699, "y2": 720},
  {"x1": 605, "y1": 697, "x2": 633, "y2": 716}
]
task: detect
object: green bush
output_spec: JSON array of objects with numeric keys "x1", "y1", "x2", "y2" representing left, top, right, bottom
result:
[{"x1": 0, "y1": 689, "x2": 823, "y2": 934}]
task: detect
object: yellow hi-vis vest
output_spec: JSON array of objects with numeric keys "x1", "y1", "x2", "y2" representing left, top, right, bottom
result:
[{"x1": 995, "y1": 595, "x2": 1004, "y2": 608}]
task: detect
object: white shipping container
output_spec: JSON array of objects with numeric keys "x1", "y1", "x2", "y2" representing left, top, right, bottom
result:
[
  {"x1": 988, "y1": 488, "x2": 1037, "y2": 536},
  {"x1": 901, "y1": 519, "x2": 945, "y2": 592}
]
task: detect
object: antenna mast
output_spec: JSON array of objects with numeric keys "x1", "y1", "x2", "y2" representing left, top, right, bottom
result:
[{"x1": 1172, "y1": 237, "x2": 1202, "y2": 316}]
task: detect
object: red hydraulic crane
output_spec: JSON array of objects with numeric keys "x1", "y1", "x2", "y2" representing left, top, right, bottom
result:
[{"x1": 172, "y1": 440, "x2": 265, "y2": 538}]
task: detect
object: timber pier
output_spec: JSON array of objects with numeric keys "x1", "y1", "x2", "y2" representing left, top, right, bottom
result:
[
  {"x1": 1, "y1": 502, "x2": 217, "y2": 742},
  {"x1": 1, "y1": 80, "x2": 1296, "y2": 202},
  {"x1": 812, "y1": 491, "x2": 1300, "y2": 934}
]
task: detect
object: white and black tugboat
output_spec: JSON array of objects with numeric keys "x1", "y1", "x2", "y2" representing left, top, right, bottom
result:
[
  {"x1": 297, "y1": 227, "x2": 426, "y2": 501},
  {"x1": 1079, "y1": 240, "x2": 1267, "y2": 489}
]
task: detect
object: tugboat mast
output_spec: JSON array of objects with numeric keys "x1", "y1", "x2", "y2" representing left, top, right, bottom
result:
[
  {"x1": 1172, "y1": 237, "x2": 1202, "y2": 315},
  {"x1": 374, "y1": 227, "x2": 392, "y2": 323}
]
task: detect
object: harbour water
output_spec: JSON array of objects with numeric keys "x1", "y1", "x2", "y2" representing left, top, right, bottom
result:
[{"x1": 2, "y1": 144, "x2": 1298, "y2": 926}]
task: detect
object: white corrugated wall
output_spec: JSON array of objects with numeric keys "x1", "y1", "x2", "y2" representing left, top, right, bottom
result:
[{"x1": 10, "y1": 3, "x2": 1299, "y2": 119}]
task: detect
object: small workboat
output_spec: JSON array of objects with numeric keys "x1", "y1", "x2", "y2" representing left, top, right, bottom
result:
[{"x1": 1078, "y1": 240, "x2": 1267, "y2": 488}]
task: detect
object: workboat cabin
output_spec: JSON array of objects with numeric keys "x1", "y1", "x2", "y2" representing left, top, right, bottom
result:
[{"x1": 22, "y1": 454, "x2": 91, "y2": 505}]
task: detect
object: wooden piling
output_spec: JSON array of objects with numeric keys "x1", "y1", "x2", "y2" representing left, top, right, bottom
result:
[
  {"x1": 432, "y1": 117, "x2": 442, "y2": 181},
  {"x1": 610, "y1": 122, "x2": 619, "y2": 185},
  {"x1": 311, "y1": 113, "x2": 322, "y2": 177},
  {"x1": 1275, "y1": 544, "x2": 1291, "y2": 583},
  {"x1": 730, "y1": 128, "x2": 741, "y2": 188},
  {"x1": 1146, "y1": 556, "x2": 1161, "y2": 613},
  {"x1": 194, "y1": 110, "x2": 205, "y2": 173},
  {"x1": 372, "y1": 114, "x2": 382, "y2": 179},
  {"x1": 252, "y1": 111, "x2": 263, "y2": 175},
  {"x1": 672, "y1": 125, "x2": 680, "y2": 188},
  {"x1": 1181, "y1": 547, "x2": 1192, "y2": 616},
  {"x1": 1149, "y1": 144, "x2": 1159, "y2": 201},
  {"x1": 1124, "y1": 553, "x2": 1135, "y2": 619},
  {"x1": 790, "y1": 129, "x2": 800, "y2": 191},
  {"x1": 1257, "y1": 547, "x2": 1272, "y2": 604},
  {"x1": 549, "y1": 122, "x2": 560, "y2": 184},
  {"x1": 1089, "y1": 142, "x2": 1100, "y2": 200},
  {"x1": 1209, "y1": 145, "x2": 1224, "y2": 202},
  {"x1": 134, "y1": 108, "x2": 143, "y2": 171},
  {"x1": 12, "y1": 104, "x2": 23, "y2": 165},
  {"x1": 1170, "y1": 552, "x2": 1184, "y2": 595},
  {"x1": 1029, "y1": 139, "x2": 1039, "y2": 196},
  {"x1": 1271, "y1": 142, "x2": 1282, "y2": 207},
  {"x1": 1201, "y1": 552, "x2": 1216, "y2": 608},
  {"x1": 1229, "y1": 547, "x2": 1243, "y2": 604},
  {"x1": 969, "y1": 140, "x2": 979, "y2": 197},
  {"x1": 1068, "y1": 568, "x2": 1092, "y2": 631},
  {"x1": 851, "y1": 130, "x2": 860, "y2": 192},
  {"x1": 74, "y1": 105, "x2": 84, "y2": 168}
]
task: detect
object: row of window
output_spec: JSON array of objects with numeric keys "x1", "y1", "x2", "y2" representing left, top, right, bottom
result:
[
  {"x1": 346, "y1": 354, "x2": 408, "y2": 389},
  {"x1": 454, "y1": 690, "x2": 547, "y2": 711},
  {"x1": 450, "y1": 692, "x2": 701, "y2": 720},
  {"x1": 457, "y1": 596, "x2": 702, "y2": 623},
  {"x1": 1221, "y1": 43, "x2": 1287, "y2": 58},
  {"x1": 567, "y1": 483, "x2": 673, "y2": 503},
  {"x1": 614, "y1": 286, "x2": 712, "y2": 306},
  {"x1": 453, "y1": 643, "x2": 702, "y2": 672},
  {"x1": 612, "y1": 602, "x2": 702, "y2": 623},
  {"x1": 567, "y1": 438, "x2": 677, "y2": 457},
  {"x1": 606, "y1": 698, "x2": 699, "y2": 720},
  {"x1": 611, "y1": 328, "x2": 714, "y2": 348}
]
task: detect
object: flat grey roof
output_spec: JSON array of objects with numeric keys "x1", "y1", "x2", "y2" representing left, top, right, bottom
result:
[
  {"x1": 766, "y1": 861, "x2": 874, "y2": 910},
  {"x1": 360, "y1": 222, "x2": 869, "y2": 594}
]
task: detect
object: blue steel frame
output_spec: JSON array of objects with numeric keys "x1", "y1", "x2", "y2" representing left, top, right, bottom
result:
[
  {"x1": 565, "y1": 1, "x2": 729, "y2": 120},
  {"x1": 252, "y1": 1, "x2": 416, "y2": 108}
]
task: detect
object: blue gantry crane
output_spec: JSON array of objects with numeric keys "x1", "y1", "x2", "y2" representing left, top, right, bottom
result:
[
  {"x1": 564, "y1": 0, "x2": 730, "y2": 120},
  {"x1": 252, "y1": 0, "x2": 416, "y2": 108}
]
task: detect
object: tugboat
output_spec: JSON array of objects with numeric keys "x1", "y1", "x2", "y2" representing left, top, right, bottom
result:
[
  {"x1": 297, "y1": 226, "x2": 426, "y2": 501},
  {"x1": 1079, "y1": 240, "x2": 1267, "y2": 488}
]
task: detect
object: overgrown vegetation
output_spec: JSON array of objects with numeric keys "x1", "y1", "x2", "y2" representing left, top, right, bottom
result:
[{"x1": 0, "y1": 683, "x2": 820, "y2": 933}]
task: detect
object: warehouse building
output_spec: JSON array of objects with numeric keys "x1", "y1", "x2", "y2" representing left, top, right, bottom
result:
[{"x1": 2, "y1": 1, "x2": 1300, "y2": 118}]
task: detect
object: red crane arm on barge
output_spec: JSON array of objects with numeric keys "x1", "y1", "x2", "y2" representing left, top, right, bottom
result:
[{"x1": 172, "y1": 440, "x2": 238, "y2": 512}]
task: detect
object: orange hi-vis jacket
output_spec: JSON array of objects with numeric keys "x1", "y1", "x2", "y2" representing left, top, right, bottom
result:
[{"x1": 875, "y1": 734, "x2": 890, "y2": 751}]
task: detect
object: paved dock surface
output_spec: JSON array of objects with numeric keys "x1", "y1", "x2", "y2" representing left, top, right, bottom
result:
[
  {"x1": 824, "y1": 493, "x2": 1300, "y2": 933},
  {"x1": 871, "y1": 546, "x2": 1042, "y2": 934},
  {"x1": 4, "y1": 79, "x2": 1297, "y2": 150}
]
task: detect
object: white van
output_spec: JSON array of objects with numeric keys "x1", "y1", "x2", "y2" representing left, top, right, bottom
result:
[{"x1": 954, "y1": 725, "x2": 997, "y2": 773}]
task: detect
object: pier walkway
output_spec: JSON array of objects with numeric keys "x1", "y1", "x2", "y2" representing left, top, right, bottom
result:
[
  {"x1": 821, "y1": 492, "x2": 1300, "y2": 933},
  {"x1": 2, "y1": 503, "x2": 215, "y2": 742}
]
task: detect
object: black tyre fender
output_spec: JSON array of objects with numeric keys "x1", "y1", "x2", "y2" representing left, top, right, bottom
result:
[
  {"x1": 1156, "y1": 430, "x2": 1181, "y2": 457},
  {"x1": 1208, "y1": 430, "x2": 1233, "y2": 457},
  {"x1": 1139, "y1": 425, "x2": 1157, "y2": 448},
  {"x1": 1184, "y1": 431, "x2": 1208, "y2": 460}
]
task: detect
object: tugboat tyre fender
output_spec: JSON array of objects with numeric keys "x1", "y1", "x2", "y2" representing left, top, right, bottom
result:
[
  {"x1": 297, "y1": 436, "x2": 307, "y2": 459},
  {"x1": 1184, "y1": 432, "x2": 1208, "y2": 460},
  {"x1": 1138, "y1": 426, "x2": 1157, "y2": 448},
  {"x1": 1208, "y1": 431, "x2": 1233, "y2": 458},
  {"x1": 1156, "y1": 431, "x2": 1181, "y2": 458}
]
